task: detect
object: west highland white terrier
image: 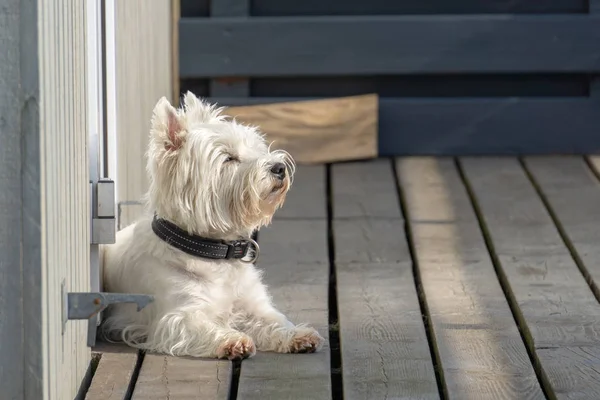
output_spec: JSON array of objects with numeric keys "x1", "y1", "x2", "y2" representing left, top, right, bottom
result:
[{"x1": 101, "y1": 92, "x2": 324, "y2": 360}]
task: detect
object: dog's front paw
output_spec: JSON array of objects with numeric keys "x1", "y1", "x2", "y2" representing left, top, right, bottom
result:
[
  {"x1": 288, "y1": 327, "x2": 324, "y2": 354},
  {"x1": 217, "y1": 334, "x2": 256, "y2": 360}
]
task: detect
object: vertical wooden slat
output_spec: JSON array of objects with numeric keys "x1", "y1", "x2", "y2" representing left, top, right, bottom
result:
[
  {"x1": 209, "y1": 0, "x2": 250, "y2": 97},
  {"x1": 172, "y1": 0, "x2": 181, "y2": 105},
  {"x1": 65, "y1": 2, "x2": 74, "y2": 393},
  {"x1": 87, "y1": 0, "x2": 103, "y2": 348},
  {"x1": 114, "y1": 0, "x2": 172, "y2": 228},
  {"x1": 38, "y1": 0, "x2": 91, "y2": 398},
  {"x1": 58, "y1": 0, "x2": 66, "y2": 396},
  {"x1": 48, "y1": 1, "x2": 58, "y2": 396}
]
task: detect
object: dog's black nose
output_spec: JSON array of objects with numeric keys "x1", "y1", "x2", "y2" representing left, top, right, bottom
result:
[{"x1": 270, "y1": 162, "x2": 286, "y2": 179}]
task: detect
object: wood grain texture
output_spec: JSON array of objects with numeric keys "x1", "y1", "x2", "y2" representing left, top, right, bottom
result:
[
  {"x1": 332, "y1": 160, "x2": 439, "y2": 400},
  {"x1": 333, "y1": 159, "x2": 401, "y2": 219},
  {"x1": 212, "y1": 96, "x2": 600, "y2": 157},
  {"x1": 132, "y1": 355, "x2": 231, "y2": 400},
  {"x1": 86, "y1": 344, "x2": 139, "y2": 400},
  {"x1": 275, "y1": 165, "x2": 326, "y2": 220},
  {"x1": 524, "y1": 156, "x2": 600, "y2": 301},
  {"x1": 537, "y1": 346, "x2": 600, "y2": 397},
  {"x1": 225, "y1": 95, "x2": 378, "y2": 164},
  {"x1": 38, "y1": 1, "x2": 92, "y2": 398},
  {"x1": 179, "y1": 15, "x2": 600, "y2": 77},
  {"x1": 115, "y1": 0, "x2": 172, "y2": 218},
  {"x1": 237, "y1": 165, "x2": 331, "y2": 400},
  {"x1": 461, "y1": 157, "x2": 600, "y2": 399},
  {"x1": 172, "y1": 0, "x2": 180, "y2": 105},
  {"x1": 397, "y1": 157, "x2": 544, "y2": 400}
]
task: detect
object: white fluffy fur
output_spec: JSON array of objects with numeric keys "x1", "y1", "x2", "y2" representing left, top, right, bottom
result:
[{"x1": 101, "y1": 92, "x2": 324, "y2": 359}]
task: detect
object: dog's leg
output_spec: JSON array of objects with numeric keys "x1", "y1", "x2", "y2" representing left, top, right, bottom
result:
[
  {"x1": 144, "y1": 311, "x2": 257, "y2": 360},
  {"x1": 235, "y1": 269, "x2": 325, "y2": 354},
  {"x1": 236, "y1": 305, "x2": 324, "y2": 354}
]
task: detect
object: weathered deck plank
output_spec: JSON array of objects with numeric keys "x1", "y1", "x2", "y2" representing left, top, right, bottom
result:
[
  {"x1": 333, "y1": 160, "x2": 401, "y2": 219},
  {"x1": 524, "y1": 156, "x2": 600, "y2": 300},
  {"x1": 237, "y1": 165, "x2": 331, "y2": 400},
  {"x1": 86, "y1": 157, "x2": 600, "y2": 398},
  {"x1": 396, "y1": 157, "x2": 545, "y2": 399},
  {"x1": 132, "y1": 355, "x2": 231, "y2": 399},
  {"x1": 332, "y1": 160, "x2": 439, "y2": 400},
  {"x1": 276, "y1": 164, "x2": 326, "y2": 220},
  {"x1": 461, "y1": 157, "x2": 600, "y2": 399},
  {"x1": 86, "y1": 344, "x2": 138, "y2": 400}
]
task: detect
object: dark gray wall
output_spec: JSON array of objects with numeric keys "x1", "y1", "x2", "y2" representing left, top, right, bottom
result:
[
  {"x1": 0, "y1": 0, "x2": 42, "y2": 399},
  {"x1": 179, "y1": 0, "x2": 600, "y2": 155}
]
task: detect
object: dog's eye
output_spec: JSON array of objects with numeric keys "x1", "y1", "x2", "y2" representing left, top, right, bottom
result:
[{"x1": 224, "y1": 155, "x2": 239, "y2": 163}]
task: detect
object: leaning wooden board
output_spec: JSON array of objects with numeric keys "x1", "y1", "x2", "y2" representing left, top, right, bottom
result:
[
  {"x1": 461, "y1": 157, "x2": 600, "y2": 399},
  {"x1": 397, "y1": 157, "x2": 544, "y2": 399},
  {"x1": 332, "y1": 160, "x2": 439, "y2": 400},
  {"x1": 236, "y1": 165, "x2": 331, "y2": 400},
  {"x1": 225, "y1": 94, "x2": 378, "y2": 164}
]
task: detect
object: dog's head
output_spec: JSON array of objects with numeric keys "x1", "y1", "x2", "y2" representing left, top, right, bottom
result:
[{"x1": 146, "y1": 92, "x2": 295, "y2": 238}]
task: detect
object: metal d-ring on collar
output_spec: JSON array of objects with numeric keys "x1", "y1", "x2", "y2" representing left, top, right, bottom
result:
[
  {"x1": 151, "y1": 215, "x2": 260, "y2": 264},
  {"x1": 242, "y1": 237, "x2": 260, "y2": 264}
]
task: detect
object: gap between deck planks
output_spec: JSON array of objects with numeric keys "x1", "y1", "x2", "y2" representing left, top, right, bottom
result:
[
  {"x1": 397, "y1": 158, "x2": 545, "y2": 400},
  {"x1": 236, "y1": 165, "x2": 331, "y2": 400},
  {"x1": 523, "y1": 156, "x2": 600, "y2": 302},
  {"x1": 332, "y1": 160, "x2": 440, "y2": 400},
  {"x1": 459, "y1": 156, "x2": 600, "y2": 399},
  {"x1": 85, "y1": 343, "x2": 139, "y2": 400},
  {"x1": 86, "y1": 156, "x2": 600, "y2": 400},
  {"x1": 86, "y1": 167, "x2": 332, "y2": 400},
  {"x1": 131, "y1": 164, "x2": 332, "y2": 400}
]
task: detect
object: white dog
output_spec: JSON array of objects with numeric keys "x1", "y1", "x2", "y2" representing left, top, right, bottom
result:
[{"x1": 101, "y1": 92, "x2": 324, "y2": 360}]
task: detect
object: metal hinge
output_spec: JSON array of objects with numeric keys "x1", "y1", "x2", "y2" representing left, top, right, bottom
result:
[
  {"x1": 61, "y1": 281, "x2": 154, "y2": 334},
  {"x1": 91, "y1": 178, "x2": 116, "y2": 244}
]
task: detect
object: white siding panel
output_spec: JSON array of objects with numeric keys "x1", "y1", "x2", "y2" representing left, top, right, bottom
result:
[
  {"x1": 39, "y1": 1, "x2": 91, "y2": 398},
  {"x1": 113, "y1": 0, "x2": 173, "y2": 229}
]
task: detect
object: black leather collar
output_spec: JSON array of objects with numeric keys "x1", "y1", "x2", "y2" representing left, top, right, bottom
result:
[{"x1": 151, "y1": 215, "x2": 259, "y2": 262}]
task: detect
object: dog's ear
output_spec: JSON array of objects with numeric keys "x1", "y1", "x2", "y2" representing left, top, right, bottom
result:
[{"x1": 151, "y1": 96, "x2": 186, "y2": 151}]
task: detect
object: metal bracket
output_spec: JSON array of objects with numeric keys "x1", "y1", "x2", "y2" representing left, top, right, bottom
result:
[
  {"x1": 91, "y1": 179, "x2": 116, "y2": 244},
  {"x1": 62, "y1": 289, "x2": 154, "y2": 334},
  {"x1": 67, "y1": 292, "x2": 154, "y2": 320}
]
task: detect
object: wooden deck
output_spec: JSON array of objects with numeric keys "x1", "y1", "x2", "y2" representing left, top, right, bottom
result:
[{"x1": 84, "y1": 156, "x2": 600, "y2": 400}]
